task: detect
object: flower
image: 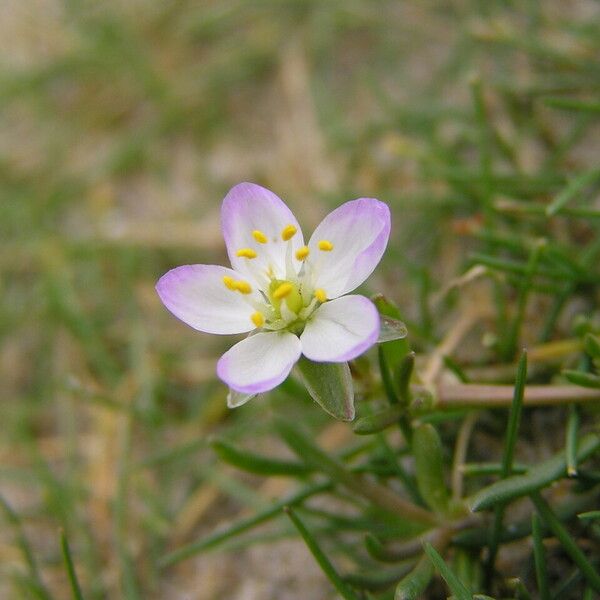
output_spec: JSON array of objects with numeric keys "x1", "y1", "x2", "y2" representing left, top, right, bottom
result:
[{"x1": 156, "y1": 183, "x2": 390, "y2": 402}]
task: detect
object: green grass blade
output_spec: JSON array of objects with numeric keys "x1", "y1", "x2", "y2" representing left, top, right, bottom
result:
[
  {"x1": 159, "y1": 481, "x2": 331, "y2": 568},
  {"x1": 546, "y1": 167, "x2": 600, "y2": 216},
  {"x1": 0, "y1": 495, "x2": 53, "y2": 600},
  {"x1": 531, "y1": 514, "x2": 550, "y2": 600},
  {"x1": 60, "y1": 530, "x2": 85, "y2": 600},
  {"x1": 530, "y1": 492, "x2": 600, "y2": 593},
  {"x1": 486, "y1": 351, "x2": 527, "y2": 575},
  {"x1": 424, "y1": 542, "x2": 471, "y2": 600},
  {"x1": 285, "y1": 507, "x2": 360, "y2": 600},
  {"x1": 500, "y1": 351, "x2": 528, "y2": 478},
  {"x1": 545, "y1": 98, "x2": 600, "y2": 113}
]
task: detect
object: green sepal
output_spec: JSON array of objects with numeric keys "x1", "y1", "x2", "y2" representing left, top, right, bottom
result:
[
  {"x1": 296, "y1": 357, "x2": 355, "y2": 421},
  {"x1": 412, "y1": 423, "x2": 450, "y2": 516},
  {"x1": 372, "y1": 294, "x2": 410, "y2": 374}
]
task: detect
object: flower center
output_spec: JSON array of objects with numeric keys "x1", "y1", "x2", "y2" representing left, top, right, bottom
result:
[
  {"x1": 269, "y1": 279, "x2": 303, "y2": 314},
  {"x1": 223, "y1": 226, "x2": 335, "y2": 333}
]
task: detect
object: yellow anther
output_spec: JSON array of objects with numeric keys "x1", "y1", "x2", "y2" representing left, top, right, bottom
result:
[
  {"x1": 252, "y1": 230, "x2": 268, "y2": 244},
  {"x1": 295, "y1": 246, "x2": 310, "y2": 261},
  {"x1": 251, "y1": 311, "x2": 264, "y2": 328},
  {"x1": 222, "y1": 275, "x2": 236, "y2": 290},
  {"x1": 233, "y1": 280, "x2": 252, "y2": 294},
  {"x1": 273, "y1": 282, "x2": 293, "y2": 299},
  {"x1": 281, "y1": 224, "x2": 297, "y2": 241},
  {"x1": 318, "y1": 239, "x2": 334, "y2": 252},
  {"x1": 236, "y1": 248, "x2": 258, "y2": 259},
  {"x1": 315, "y1": 288, "x2": 327, "y2": 303}
]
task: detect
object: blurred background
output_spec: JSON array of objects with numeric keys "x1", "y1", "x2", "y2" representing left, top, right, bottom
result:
[{"x1": 1, "y1": 1, "x2": 599, "y2": 598}]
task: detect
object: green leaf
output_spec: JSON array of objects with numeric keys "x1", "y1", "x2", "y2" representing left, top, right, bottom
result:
[
  {"x1": 276, "y1": 420, "x2": 436, "y2": 526},
  {"x1": 394, "y1": 553, "x2": 434, "y2": 600},
  {"x1": 413, "y1": 424, "x2": 450, "y2": 516},
  {"x1": 211, "y1": 439, "x2": 313, "y2": 477},
  {"x1": 353, "y1": 405, "x2": 405, "y2": 435},
  {"x1": 424, "y1": 543, "x2": 471, "y2": 600},
  {"x1": 344, "y1": 564, "x2": 414, "y2": 591},
  {"x1": 296, "y1": 357, "x2": 354, "y2": 421},
  {"x1": 584, "y1": 333, "x2": 600, "y2": 359},
  {"x1": 578, "y1": 511, "x2": 600, "y2": 521},
  {"x1": 469, "y1": 433, "x2": 600, "y2": 511},
  {"x1": 285, "y1": 507, "x2": 360, "y2": 600},
  {"x1": 563, "y1": 370, "x2": 600, "y2": 389},
  {"x1": 159, "y1": 482, "x2": 331, "y2": 567}
]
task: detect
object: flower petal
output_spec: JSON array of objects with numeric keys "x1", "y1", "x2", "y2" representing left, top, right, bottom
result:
[
  {"x1": 307, "y1": 198, "x2": 390, "y2": 298},
  {"x1": 300, "y1": 295, "x2": 380, "y2": 362},
  {"x1": 156, "y1": 265, "x2": 257, "y2": 334},
  {"x1": 217, "y1": 331, "x2": 302, "y2": 394},
  {"x1": 221, "y1": 183, "x2": 305, "y2": 282}
]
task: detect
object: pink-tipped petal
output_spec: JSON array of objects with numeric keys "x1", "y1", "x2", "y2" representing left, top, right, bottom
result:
[
  {"x1": 156, "y1": 265, "x2": 256, "y2": 335},
  {"x1": 308, "y1": 198, "x2": 390, "y2": 298},
  {"x1": 217, "y1": 331, "x2": 302, "y2": 394},
  {"x1": 300, "y1": 295, "x2": 380, "y2": 362},
  {"x1": 221, "y1": 183, "x2": 305, "y2": 281}
]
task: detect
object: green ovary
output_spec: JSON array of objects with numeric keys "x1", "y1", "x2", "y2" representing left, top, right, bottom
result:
[{"x1": 268, "y1": 279, "x2": 304, "y2": 315}]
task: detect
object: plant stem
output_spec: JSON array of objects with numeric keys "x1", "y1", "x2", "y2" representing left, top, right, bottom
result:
[{"x1": 433, "y1": 383, "x2": 600, "y2": 409}]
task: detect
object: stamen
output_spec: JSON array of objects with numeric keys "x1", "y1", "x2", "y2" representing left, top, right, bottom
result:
[
  {"x1": 222, "y1": 275, "x2": 236, "y2": 290},
  {"x1": 318, "y1": 240, "x2": 334, "y2": 251},
  {"x1": 252, "y1": 230, "x2": 268, "y2": 244},
  {"x1": 236, "y1": 248, "x2": 258, "y2": 259},
  {"x1": 295, "y1": 246, "x2": 310, "y2": 261},
  {"x1": 233, "y1": 280, "x2": 252, "y2": 294},
  {"x1": 273, "y1": 282, "x2": 293, "y2": 299},
  {"x1": 315, "y1": 288, "x2": 327, "y2": 302},
  {"x1": 281, "y1": 224, "x2": 297, "y2": 241},
  {"x1": 251, "y1": 311, "x2": 264, "y2": 328}
]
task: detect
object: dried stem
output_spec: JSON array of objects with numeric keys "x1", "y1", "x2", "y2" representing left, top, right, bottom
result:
[{"x1": 435, "y1": 383, "x2": 600, "y2": 409}]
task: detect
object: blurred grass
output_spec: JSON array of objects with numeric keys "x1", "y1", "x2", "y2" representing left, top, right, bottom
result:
[{"x1": 1, "y1": 0, "x2": 599, "y2": 598}]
